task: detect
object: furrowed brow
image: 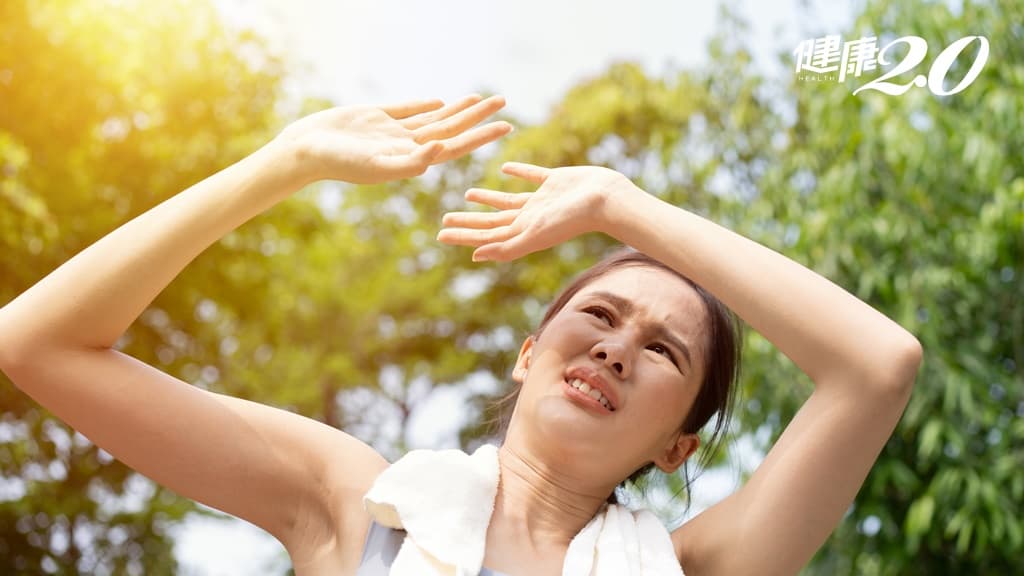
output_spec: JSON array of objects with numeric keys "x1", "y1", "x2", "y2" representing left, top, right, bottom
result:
[
  {"x1": 588, "y1": 291, "x2": 634, "y2": 316},
  {"x1": 587, "y1": 290, "x2": 693, "y2": 369}
]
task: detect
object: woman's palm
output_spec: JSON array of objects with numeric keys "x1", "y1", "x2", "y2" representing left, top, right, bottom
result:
[{"x1": 438, "y1": 163, "x2": 632, "y2": 261}]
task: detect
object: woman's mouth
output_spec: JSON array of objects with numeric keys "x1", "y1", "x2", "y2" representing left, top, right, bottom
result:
[{"x1": 563, "y1": 378, "x2": 615, "y2": 413}]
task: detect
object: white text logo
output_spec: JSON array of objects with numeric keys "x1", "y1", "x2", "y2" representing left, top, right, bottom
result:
[{"x1": 794, "y1": 35, "x2": 989, "y2": 96}]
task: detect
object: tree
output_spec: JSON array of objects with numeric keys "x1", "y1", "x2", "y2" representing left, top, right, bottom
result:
[
  {"x1": 765, "y1": 1, "x2": 1023, "y2": 573},
  {"x1": 0, "y1": 0, "x2": 288, "y2": 572}
]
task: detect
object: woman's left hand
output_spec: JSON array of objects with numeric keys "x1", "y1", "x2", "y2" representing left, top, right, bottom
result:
[{"x1": 437, "y1": 162, "x2": 637, "y2": 261}]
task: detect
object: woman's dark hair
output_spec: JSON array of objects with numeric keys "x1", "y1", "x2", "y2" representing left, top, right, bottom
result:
[{"x1": 490, "y1": 246, "x2": 742, "y2": 505}]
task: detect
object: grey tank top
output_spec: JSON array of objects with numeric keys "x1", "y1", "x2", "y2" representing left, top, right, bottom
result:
[{"x1": 356, "y1": 520, "x2": 510, "y2": 576}]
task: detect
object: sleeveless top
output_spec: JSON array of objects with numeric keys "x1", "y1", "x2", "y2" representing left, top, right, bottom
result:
[{"x1": 355, "y1": 520, "x2": 511, "y2": 576}]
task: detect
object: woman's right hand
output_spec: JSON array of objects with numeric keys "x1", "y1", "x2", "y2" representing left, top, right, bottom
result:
[{"x1": 274, "y1": 94, "x2": 512, "y2": 186}]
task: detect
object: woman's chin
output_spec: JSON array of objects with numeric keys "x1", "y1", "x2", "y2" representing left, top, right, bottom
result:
[{"x1": 532, "y1": 401, "x2": 613, "y2": 442}]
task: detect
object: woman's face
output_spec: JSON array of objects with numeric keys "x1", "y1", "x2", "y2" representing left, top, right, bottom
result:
[{"x1": 508, "y1": 265, "x2": 709, "y2": 482}]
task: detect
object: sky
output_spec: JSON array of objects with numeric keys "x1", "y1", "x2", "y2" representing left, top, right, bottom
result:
[{"x1": 175, "y1": 0, "x2": 854, "y2": 573}]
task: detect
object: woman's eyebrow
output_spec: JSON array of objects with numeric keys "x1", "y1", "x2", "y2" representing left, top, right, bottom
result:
[
  {"x1": 586, "y1": 290, "x2": 693, "y2": 369},
  {"x1": 587, "y1": 290, "x2": 636, "y2": 316}
]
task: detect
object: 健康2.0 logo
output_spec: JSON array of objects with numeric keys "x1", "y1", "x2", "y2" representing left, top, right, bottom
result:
[{"x1": 793, "y1": 34, "x2": 989, "y2": 96}]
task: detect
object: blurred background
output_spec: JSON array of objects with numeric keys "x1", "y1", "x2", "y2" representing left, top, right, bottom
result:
[{"x1": 1, "y1": 0, "x2": 1021, "y2": 574}]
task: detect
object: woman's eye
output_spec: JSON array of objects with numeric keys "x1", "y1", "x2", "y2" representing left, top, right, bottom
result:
[
  {"x1": 649, "y1": 344, "x2": 677, "y2": 365},
  {"x1": 585, "y1": 306, "x2": 612, "y2": 324}
]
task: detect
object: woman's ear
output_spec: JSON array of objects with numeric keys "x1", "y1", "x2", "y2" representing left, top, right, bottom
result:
[
  {"x1": 512, "y1": 336, "x2": 534, "y2": 384},
  {"x1": 654, "y1": 432, "x2": 700, "y2": 474}
]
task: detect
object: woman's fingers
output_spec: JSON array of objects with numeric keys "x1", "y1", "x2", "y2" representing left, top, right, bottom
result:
[
  {"x1": 473, "y1": 233, "x2": 534, "y2": 262},
  {"x1": 436, "y1": 224, "x2": 518, "y2": 247},
  {"x1": 431, "y1": 121, "x2": 513, "y2": 163},
  {"x1": 401, "y1": 94, "x2": 482, "y2": 129},
  {"x1": 380, "y1": 98, "x2": 445, "y2": 119},
  {"x1": 364, "y1": 117, "x2": 511, "y2": 181},
  {"x1": 441, "y1": 209, "x2": 518, "y2": 230},
  {"x1": 465, "y1": 187, "x2": 530, "y2": 210},
  {"x1": 384, "y1": 95, "x2": 513, "y2": 167},
  {"x1": 372, "y1": 141, "x2": 444, "y2": 178},
  {"x1": 501, "y1": 162, "x2": 550, "y2": 184},
  {"x1": 413, "y1": 95, "x2": 507, "y2": 143}
]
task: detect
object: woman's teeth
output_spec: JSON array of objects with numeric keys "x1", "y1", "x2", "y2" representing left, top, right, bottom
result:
[{"x1": 568, "y1": 378, "x2": 612, "y2": 410}]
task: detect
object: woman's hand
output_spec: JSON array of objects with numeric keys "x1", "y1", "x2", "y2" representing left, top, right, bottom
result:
[
  {"x1": 437, "y1": 162, "x2": 638, "y2": 261},
  {"x1": 275, "y1": 94, "x2": 512, "y2": 185}
]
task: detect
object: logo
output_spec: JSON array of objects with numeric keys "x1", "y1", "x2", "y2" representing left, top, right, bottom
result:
[{"x1": 793, "y1": 35, "x2": 989, "y2": 96}]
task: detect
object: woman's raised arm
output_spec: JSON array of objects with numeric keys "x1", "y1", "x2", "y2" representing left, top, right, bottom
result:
[
  {"x1": 438, "y1": 162, "x2": 922, "y2": 575},
  {"x1": 0, "y1": 96, "x2": 511, "y2": 565}
]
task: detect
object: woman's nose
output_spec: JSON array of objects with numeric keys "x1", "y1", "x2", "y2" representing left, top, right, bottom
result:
[{"x1": 591, "y1": 340, "x2": 630, "y2": 379}]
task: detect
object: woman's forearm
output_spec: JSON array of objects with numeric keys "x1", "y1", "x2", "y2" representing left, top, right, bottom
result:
[
  {"x1": 603, "y1": 184, "x2": 922, "y2": 391},
  {"x1": 0, "y1": 141, "x2": 302, "y2": 358},
  {"x1": 0, "y1": 96, "x2": 512, "y2": 366}
]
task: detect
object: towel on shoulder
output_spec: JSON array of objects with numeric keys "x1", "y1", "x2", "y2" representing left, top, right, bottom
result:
[{"x1": 363, "y1": 444, "x2": 685, "y2": 576}]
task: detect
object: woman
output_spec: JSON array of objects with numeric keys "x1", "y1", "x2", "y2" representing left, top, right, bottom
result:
[{"x1": 0, "y1": 95, "x2": 921, "y2": 575}]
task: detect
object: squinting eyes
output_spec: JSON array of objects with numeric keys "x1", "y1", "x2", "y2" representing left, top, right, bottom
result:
[
  {"x1": 582, "y1": 306, "x2": 679, "y2": 367},
  {"x1": 649, "y1": 343, "x2": 673, "y2": 359},
  {"x1": 649, "y1": 343, "x2": 679, "y2": 366},
  {"x1": 584, "y1": 306, "x2": 613, "y2": 324}
]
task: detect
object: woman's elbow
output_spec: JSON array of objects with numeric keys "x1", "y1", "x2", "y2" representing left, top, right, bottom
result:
[
  {"x1": 0, "y1": 331, "x2": 38, "y2": 385},
  {"x1": 0, "y1": 325, "x2": 22, "y2": 375},
  {"x1": 0, "y1": 320, "x2": 53, "y2": 378},
  {"x1": 882, "y1": 332, "x2": 923, "y2": 396}
]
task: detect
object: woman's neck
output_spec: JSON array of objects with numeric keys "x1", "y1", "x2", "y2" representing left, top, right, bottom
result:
[{"x1": 488, "y1": 443, "x2": 613, "y2": 550}]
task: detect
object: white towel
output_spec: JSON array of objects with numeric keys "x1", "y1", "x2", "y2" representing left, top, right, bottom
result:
[{"x1": 363, "y1": 444, "x2": 685, "y2": 576}]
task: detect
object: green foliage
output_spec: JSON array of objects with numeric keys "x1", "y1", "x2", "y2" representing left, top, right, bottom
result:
[
  {"x1": 774, "y1": 1, "x2": 1023, "y2": 573},
  {"x1": 0, "y1": 0, "x2": 287, "y2": 572}
]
